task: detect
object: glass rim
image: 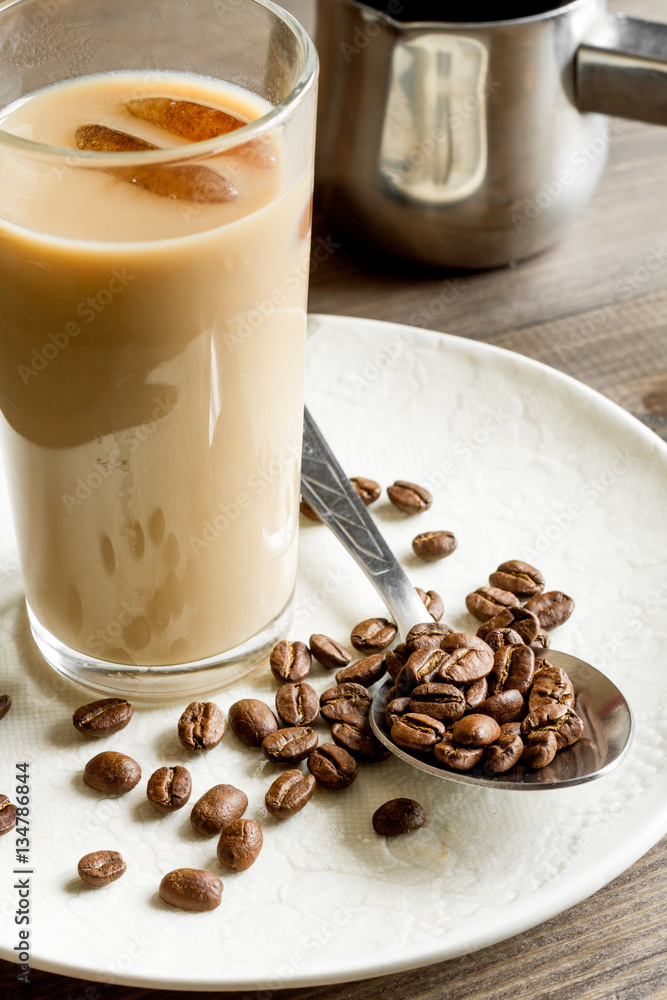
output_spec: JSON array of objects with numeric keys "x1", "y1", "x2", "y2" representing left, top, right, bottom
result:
[{"x1": 0, "y1": 0, "x2": 318, "y2": 167}]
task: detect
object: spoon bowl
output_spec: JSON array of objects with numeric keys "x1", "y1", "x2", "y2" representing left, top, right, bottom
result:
[
  {"x1": 301, "y1": 407, "x2": 634, "y2": 789},
  {"x1": 369, "y1": 649, "x2": 632, "y2": 788}
]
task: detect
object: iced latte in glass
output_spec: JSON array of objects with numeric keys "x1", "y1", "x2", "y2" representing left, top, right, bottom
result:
[{"x1": 0, "y1": 0, "x2": 318, "y2": 699}]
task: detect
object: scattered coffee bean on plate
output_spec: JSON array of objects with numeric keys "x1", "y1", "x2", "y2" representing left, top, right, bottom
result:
[
  {"x1": 412, "y1": 530, "x2": 457, "y2": 562},
  {"x1": 269, "y1": 640, "x2": 311, "y2": 682},
  {"x1": 335, "y1": 653, "x2": 387, "y2": 687},
  {"x1": 524, "y1": 590, "x2": 575, "y2": 630},
  {"x1": 159, "y1": 869, "x2": 223, "y2": 911},
  {"x1": 415, "y1": 588, "x2": 444, "y2": 621},
  {"x1": 216, "y1": 818, "x2": 263, "y2": 871},
  {"x1": 309, "y1": 633, "x2": 352, "y2": 670},
  {"x1": 177, "y1": 701, "x2": 225, "y2": 752},
  {"x1": 190, "y1": 784, "x2": 248, "y2": 837},
  {"x1": 350, "y1": 476, "x2": 381, "y2": 505},
  {"x1": 83, "y1": 751, "x2": 141, "y2": 795},
  {"x1": 275, "y1": 682, "x2": 319, "y2": 726},
  {"x1": 307, "y1": 743, "x2": 358, "y2": 790},
  {"x1": 77, "y1": 849, "x2": 127, "y2": 887},
  {"x1": 489, "y1": 559, "x2": 545, "y2": 598},
  {"x1": 372, "y1": 798, "x2": 426, "y2": 836},
  {"x1": 0, "y1": 694, "x2": 11, "y2": 721},
  {"x1": 265, "y1": 769, "x2": 316, "y2": 818},
  {"x1": 300, "y1": 498, "x2": 319, "y2": 521},
  {"x1": 387, "y1": 480, "x2": 432, "y2": 515},
  {"x1": 465, "y1": 586, "x2": 520, "y2": 622},
  {"x1": 320, "y1": 682, "x2": 372, "y2": 726},
  {"x1": 146, "y1": 766, "x2": 192, "y2": 812},
  {"x1": 350, "y1": 617, "x2": 397, "y2": 652},
  {"x1": 228, "y1": 699, "x2": 279, "y2": 747},
  {"x1": 0, "y1": 794, "x2": 17, "y2": 835},
  {"x1": 261, "y1": 726, "x2": 318, "y2": 764},
  {"x1": 72, "y1": 697, "x2": 133, "y2": 738},
  {"x1": 330, "y1": 719, "x2": 391, "y2": 763}
]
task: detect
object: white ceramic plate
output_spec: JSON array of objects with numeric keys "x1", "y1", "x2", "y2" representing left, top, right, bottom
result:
[{"x1": 1, "y1": 314, "x2": 666, "y2": 990}]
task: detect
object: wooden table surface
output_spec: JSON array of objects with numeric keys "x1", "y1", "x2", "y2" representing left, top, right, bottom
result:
[{"x1": 2, "y1": 0, "x2": 667, "y2": 996}]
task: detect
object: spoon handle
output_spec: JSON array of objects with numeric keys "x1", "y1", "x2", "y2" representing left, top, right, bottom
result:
[{"x1": 301, "y1": 407, "x2": 427, "y2": 638}]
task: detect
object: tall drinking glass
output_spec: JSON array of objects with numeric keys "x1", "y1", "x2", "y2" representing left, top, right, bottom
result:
[{"x1": 0, "y1": 0, "x2": 318, "y2": 701}]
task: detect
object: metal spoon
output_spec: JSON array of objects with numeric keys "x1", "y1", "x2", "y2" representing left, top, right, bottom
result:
[{"x1": 301, "y1": 407, "x2": 634, "y2": 789}]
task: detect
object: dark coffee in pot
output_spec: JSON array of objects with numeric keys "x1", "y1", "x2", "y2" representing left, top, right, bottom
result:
[{"x1": 364, "y1": 0, "x2": 571, "y2": 21}]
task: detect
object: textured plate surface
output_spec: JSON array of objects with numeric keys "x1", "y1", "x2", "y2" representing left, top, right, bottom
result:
[{"x1": 1, "y1": 314, "x2": 666, "y2": 990}]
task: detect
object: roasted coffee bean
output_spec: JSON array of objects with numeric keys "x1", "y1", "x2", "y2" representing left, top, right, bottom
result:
[
  {"x1": 307, "y1": 743, "x2": 358, "y2": 790},
  {"x1": 261, "y1": 726, "x2": 318, "y2": 764},
  {"x1": 72, "y1": 697, "x2": 133, "y2": 738},
  {"x1": 384, "y1": 671, "x2": 414, "y2": 703},
  {"x1": 331, "y1": 719, "x2": 391, "y2": 763},
  {"x1": 216, "y1": 818, "x2": 263, "y2": 871},
  {"x1": 461, "y1": 676, "x2": 488, "y2": 709},
  {"x1": 275, "y1": 682, "x2": 319, "y2": 726},
  {"x1": 190, "y1": 783, "x2": 248, "y2": 836},
  {"x1": 451, "y1": 713, "x2": 501, "y2": 747},
  {"x1": 404, "y1": 647, "x2": 447, "y2": 687},
  {"x1": 483, "y1": 732, "x2": 524, "y2": 774},
  {"x1": 475, "y1": 689, "x2": 524, "y2": 724},
  {"x1": 320, "y1": 683, "x2": 372, "y2": 726},
  {"x1": 528, "y1": 663, "x2": 575, "y2": 710},
  {"x1": 391, "y1": 712, "x2": 446, "y2": 751},
  {"x1": 385, "y1": 696, "x2": 412, "y2": 729},
  {"x1": 0, "y1": 694, "x2": 11, "y2": 721},
  {"x1": 350, "y1": 476, "x2": 381, "y2": 505},
  {"x1": 477, "y1": 607, "x2": 540, "y2": 645},
  {"x1": 177, "y1": 701, "x2": 225, "y2": 752},
  {"x1": 372, "y1": 797, "x2": 425, "y2": 836},
  {"x1": 159, "y1": 868, "x2": 223, "y2": 911},
  {"x1": 350, "y1": 617, "x2": 397, "y2": 652},
  {"x1": 415, "y1": 587, "x2": 444, "y2": 621},
  {"x1": 83, "y1": 751, "x2": 141, "y2": 795},
  {"x1": 521, "y1": 730, "x2": 558, "y2": 769},
  {"x1": 437, "y1": 634, "x2": 494, "y2": 684},
  {"x1": 412, "y1": 530, "x2": 457, "y2": 562},
  {"x1": 269, "y1": 640, "x2": 311, "y2": 682},
  {"x1": 409, "y1": 682, "x2": 466, "y2": 722},
  {"x1": 405, "y1": 621, "x2": 453, "y2": 651},
  {"x1": 300, "y1": 498, "x2": 319, "y2": 521},
  {"x1": 386, "y1": 643, "x2": 410, "y2": 679},
  {"x1": 434, "y1": 739, "x2": 483, "y2": 771},
  {"x1": 489, "y1": 644, "x2": 535, "y2": 695},
  {"x1": 465, "y1": 586, "x2": 521, "y2": 622},
  {"x1": 524, "y1": 591, "x2": 575, "y2": 630},
  {"x1": 309, "y1": 633, "x2": 352, "y2": 670},
  {"x1": 146, "y1": 765, "x2": 192, "y2": 812},
  {"x1": 489, "y1": 559, "x2": 545, "y2": 598},
  {"x1": 335, "y1": 653, "x2": 387, "y2": 687},
  {"x1": 387, "y1": 480, "x2": 432, "y2": 515},
  {"x1": 265, "y1": 769, "x2": 316, "y2": 817},
  {"x1": 77, "y1": 849, "x2": 127, "y2": 887},
  {"x1": 521, "y1": 703, "x2": 583, "y2": 749},
  {"x1": 0, "y1": 794, "x2": 17, "y2": 835},
  {"x1": 228, "y1": 699, "x2": 279, "y2": 747},
  {"x1": 501, "y1": 721, "x2": 522, "y2": 736},
  {"x1": 484, "y1": 627, "x2": 525, "y2": 651},
  {"x1": 531, "y1": 628, "x2": 551, "y2": 649}
]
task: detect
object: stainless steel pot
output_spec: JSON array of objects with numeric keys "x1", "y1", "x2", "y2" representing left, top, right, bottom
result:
[{"x1": 314, "y1": 0, "x2": 667, "y2": 268}]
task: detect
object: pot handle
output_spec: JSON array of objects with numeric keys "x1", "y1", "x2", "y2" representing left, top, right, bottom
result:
[{"x1": 577, "y1": 14, "x2": 667, "y2": 124}]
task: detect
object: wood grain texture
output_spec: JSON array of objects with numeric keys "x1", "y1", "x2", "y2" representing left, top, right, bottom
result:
[{"x1": 2, "y1": 0, "x2": 667, "y2": 996}]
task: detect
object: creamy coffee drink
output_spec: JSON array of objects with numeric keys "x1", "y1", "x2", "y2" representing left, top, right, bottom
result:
[{"x1": 0, "y1": 71, "x2": 312, "y2": 667}]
